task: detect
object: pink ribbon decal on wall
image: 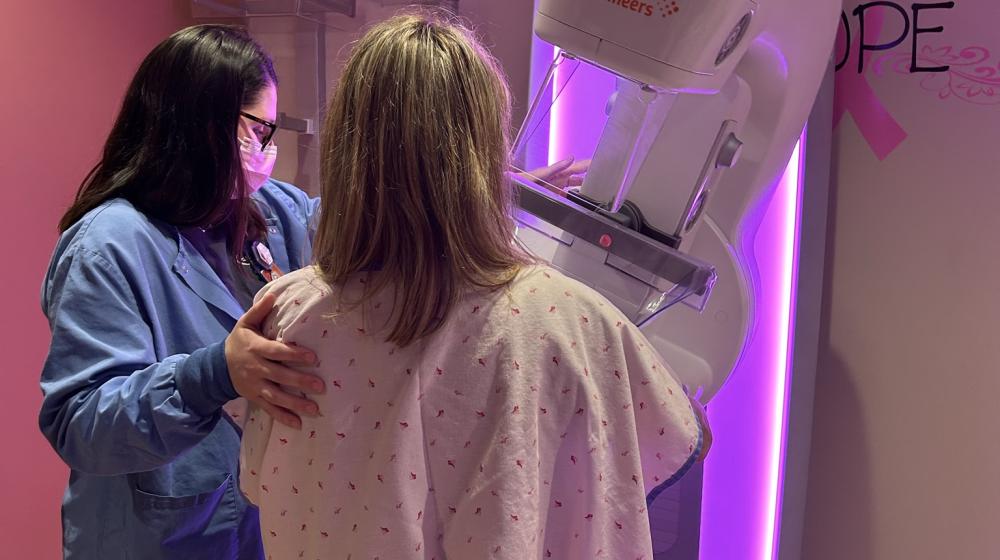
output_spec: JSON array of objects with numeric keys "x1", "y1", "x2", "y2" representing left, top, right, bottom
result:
[{"x1": 834, "y1": 8, "x2": 909, "y2": 161}]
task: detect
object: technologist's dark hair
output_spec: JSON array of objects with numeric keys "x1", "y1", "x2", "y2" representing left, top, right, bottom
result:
[{"x1": 59, "y1": 24, "x2": 278, "y2": 252}]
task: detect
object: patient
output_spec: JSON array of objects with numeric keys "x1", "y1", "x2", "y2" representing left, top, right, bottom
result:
[{"x1": 240, "y1": 12, "x2": 706, "y2": 560}]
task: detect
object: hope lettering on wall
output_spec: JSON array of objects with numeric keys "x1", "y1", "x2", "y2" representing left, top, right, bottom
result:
[
  {"x1": 836, "y1": 1, "x2": 956, "y2": 74},
  {"x1": 834, "y1": 2, "x2": 958, "y2": 161}
]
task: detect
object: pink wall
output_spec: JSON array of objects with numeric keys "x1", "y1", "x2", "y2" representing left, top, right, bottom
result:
[
  {"x1": 0, "y1": 2, "x2": 193, "y2": 556},
  {"x1": 804, "y1": 1, "x2": 1000, "y2": 558}
]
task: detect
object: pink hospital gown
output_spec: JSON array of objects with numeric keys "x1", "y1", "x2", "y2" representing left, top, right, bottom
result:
[{"x1": 240, "y1": 264, "x2": 700, "y2": 560}]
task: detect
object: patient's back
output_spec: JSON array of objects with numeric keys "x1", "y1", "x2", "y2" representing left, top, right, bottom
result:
[{"x1": 240, "y1": 264, "x2": 699, "y2": 560}]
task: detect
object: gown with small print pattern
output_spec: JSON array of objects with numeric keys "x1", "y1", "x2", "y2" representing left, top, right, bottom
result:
[{"x1": 238, "y1": 264, "x2": 700, "y2": 560}]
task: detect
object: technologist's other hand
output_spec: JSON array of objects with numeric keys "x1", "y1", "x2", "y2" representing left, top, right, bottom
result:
[
  {"x1": 225, "y1": 293, "x2": 325, "y2": 430},
  {"x1": 684, "y1": 386, "x2": 712, "y2": 462},
  {"x1": 524, "y1": 156, "x2": 591, "y2": 195}
]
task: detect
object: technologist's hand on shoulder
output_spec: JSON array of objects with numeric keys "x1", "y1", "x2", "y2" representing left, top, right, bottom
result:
[{"x1": 225, "y1": 293, "x2": 325, "y2": 430}]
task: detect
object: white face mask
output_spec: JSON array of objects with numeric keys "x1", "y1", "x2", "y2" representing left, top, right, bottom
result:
[{"x1": 238, "y1": 136, "x2": 278, "y2": 197}]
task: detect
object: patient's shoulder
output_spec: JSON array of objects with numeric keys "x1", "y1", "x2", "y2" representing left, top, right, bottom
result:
[
  {"x1": 259, "y1": 266, "x2": 333, "y2": 314},
  {"x1": 509, "y1": 265, "x2": 626, "y2": 321}
]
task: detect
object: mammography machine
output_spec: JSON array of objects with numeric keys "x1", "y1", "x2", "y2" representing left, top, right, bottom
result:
[{"x1": 510, "y1": 0, "x2": 839, "y2": 556}]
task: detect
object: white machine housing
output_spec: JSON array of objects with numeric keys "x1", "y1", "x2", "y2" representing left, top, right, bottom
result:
[
  {"x1": 514, "y1": 0, "x2": 839, "y2": 404},
  {"x1": 536, "y1": 0, "x2": 758, "y2": 94}
]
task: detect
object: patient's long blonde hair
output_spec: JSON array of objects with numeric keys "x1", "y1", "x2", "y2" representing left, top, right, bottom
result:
[{"x1": 313, "y1": 13, "x2": 530, "y2": 347}]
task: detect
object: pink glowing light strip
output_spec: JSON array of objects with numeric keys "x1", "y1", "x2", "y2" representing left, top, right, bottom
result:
[
  {"x1": 547, "y1": 47, "x2": 563, "y2": 165},
  {"x1": 766, "y1": 136, "x2": 805, "y2": 560}
]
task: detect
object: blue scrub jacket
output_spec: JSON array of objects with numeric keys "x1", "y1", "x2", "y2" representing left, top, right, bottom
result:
[{"x1": 39, "y1": 180, "x2": 318, "y2": 559}]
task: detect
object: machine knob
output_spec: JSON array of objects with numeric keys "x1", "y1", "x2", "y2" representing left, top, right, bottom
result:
[{"x1": 716, "y1": 133, "x2": 744, "y2": 168}]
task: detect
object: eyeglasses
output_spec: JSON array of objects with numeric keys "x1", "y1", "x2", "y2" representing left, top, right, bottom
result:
[{"x1": 240, "y1": 111, "x2": 278, "y2": 151}]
